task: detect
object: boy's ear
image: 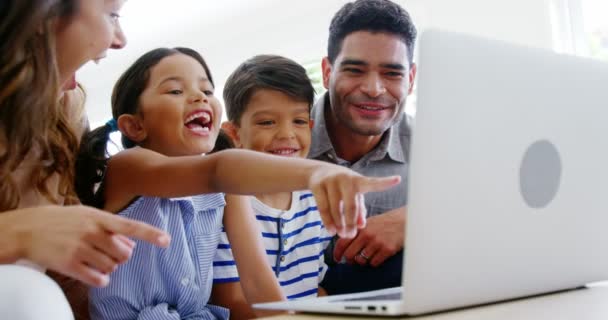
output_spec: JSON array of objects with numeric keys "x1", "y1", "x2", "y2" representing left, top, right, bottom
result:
[
  {"x1": 221, "y1": 121, "x2": 241, "y2": 147},
  {"x1": 309, "y1": 119, "x2": 315, "y2": 130},
  {"x1": 117, "y1": 114, "x2": 147, "y2": 143}
]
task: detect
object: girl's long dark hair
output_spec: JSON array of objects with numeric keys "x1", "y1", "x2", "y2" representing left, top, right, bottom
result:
[{"x1": 75, "y1": 47, "x2": 214, "y2": 207}]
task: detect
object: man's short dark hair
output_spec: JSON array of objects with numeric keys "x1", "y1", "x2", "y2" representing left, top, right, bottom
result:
[
  {"x1": 223, "y1": 55, "x2": 315, "y2": 124},
  {"x1": 328, "y1": 0, "x2": 417, "y2": 64}
]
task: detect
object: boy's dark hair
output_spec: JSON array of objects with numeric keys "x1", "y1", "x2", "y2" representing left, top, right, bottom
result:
[
  {"x1": 328, "y1": 0, "x2": 417, "y2": 64},
  {"x1": 223, "y1": 54, "x2": 315, "y2": 124},
  {"x1": 75, "y1": 47, "x2": 214, "y2": 207}
]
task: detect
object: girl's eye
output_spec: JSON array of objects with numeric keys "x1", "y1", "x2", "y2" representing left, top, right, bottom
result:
[
  {"x1": 168, "y1": 89, "x2": 182, "y2": 95},
  {"x1": 203, "y1": 90, "x2": 214, "y2": 96}
]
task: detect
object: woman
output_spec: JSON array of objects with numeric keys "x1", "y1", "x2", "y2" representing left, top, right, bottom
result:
[{"x1": 0, "y1": 1, "x2": 170, "y2": 318}]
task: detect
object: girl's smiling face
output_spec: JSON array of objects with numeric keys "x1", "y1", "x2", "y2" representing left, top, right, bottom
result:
[{"x1": 135, "y1": 53, "x2": 222, "y2": 156}]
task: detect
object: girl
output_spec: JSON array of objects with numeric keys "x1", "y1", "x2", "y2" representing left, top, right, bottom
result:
[
  {"x1": 77, "y1": 47, "x2": 400, "y2": 319},
  {"x1": 1, "y1": 1, "x2": 170, "y2": 319}
]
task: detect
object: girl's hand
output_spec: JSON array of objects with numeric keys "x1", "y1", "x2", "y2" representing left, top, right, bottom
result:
[
  {"x1": 308, "y1": 166, "x2": 401, "y2": 238},
  {"x1": 4, "y1": 205, "x2": 170, "y2": 287}
]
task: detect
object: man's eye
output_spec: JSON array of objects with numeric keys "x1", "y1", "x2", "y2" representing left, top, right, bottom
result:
[
  {"x1": 344, "y1": 68, "x2": 363, "y2": 74},
  {"x1": 386, "y1": 71, "x2": 405, "y2": 78}
]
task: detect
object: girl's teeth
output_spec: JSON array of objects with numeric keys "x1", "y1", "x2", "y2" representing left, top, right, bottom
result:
[
  {"x1": 186, "y1": 112, "x2": 211, "y2": 124},
  {"x1": 190, "y1": 126, "x2": 210, "y2": 132}
]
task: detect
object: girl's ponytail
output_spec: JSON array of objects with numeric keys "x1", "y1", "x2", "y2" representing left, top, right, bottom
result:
[{"x1": 74, "y1": 120, "x2": 117, "y2": 208}]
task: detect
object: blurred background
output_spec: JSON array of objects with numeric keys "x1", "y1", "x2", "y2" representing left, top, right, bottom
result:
[{"x1": 78, "y1": 0, "x2": 608, "y2": 128}]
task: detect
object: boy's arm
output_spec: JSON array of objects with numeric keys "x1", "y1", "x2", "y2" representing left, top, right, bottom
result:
[
  {"x1": 318, "y1": 287, "x2": 328, "y2": 297},
  {"x1": 210, "y1": 218, "x2": 255, "y2": 319},
  {"x1": 224, "y1": 195, "x2": 285, "y2": 302},
  {"x1": 211, "y1": 282, "x2": 256, "y2": 320},
  {"x1": 108, "y1": 148, "x2": 400, "y2": 238},
  {"x1": 211, "y1": 195, "x2": 285, "y2": 319}
]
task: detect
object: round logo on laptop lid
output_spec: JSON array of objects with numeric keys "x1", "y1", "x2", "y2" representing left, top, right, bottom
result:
[{"x1": 519, "y1": 140, "x2": 562, "y2": 209}]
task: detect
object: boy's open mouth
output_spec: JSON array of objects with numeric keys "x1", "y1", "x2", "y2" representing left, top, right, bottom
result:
[{"x1": 184, "y1": 110, "x2": 212, "y2": 135}]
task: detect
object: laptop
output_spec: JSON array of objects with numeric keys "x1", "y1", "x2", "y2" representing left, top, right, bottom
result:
[{"x1": 253, "y1": 29, "x2": 608, "y2": 316}]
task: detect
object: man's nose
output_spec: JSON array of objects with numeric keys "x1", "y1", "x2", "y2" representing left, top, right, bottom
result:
[{"x1": 360, "y1": 73, "x2": 386, "y2": 98}]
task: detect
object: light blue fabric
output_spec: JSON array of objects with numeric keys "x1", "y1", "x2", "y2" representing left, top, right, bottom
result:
[{"x1": 89, "y1": 194, "x2": 229, "y2": 320}]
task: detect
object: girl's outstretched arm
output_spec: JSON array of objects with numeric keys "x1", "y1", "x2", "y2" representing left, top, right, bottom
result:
[{"x1": 106, "y1": 148, "x2": 400, "y2": 238}]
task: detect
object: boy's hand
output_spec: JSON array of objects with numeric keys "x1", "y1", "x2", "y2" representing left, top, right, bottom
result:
[{"x1": 308, "y1": 166, "x2": 401, "y2": 238}]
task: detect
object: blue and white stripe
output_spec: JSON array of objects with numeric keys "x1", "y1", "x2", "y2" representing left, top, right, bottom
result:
[
  {"x1": 89, "y1": 194, "x2": 229, "y2": 320},
  {"x1": 213, "y1": 190, "x2": 332, "y2": 300}
]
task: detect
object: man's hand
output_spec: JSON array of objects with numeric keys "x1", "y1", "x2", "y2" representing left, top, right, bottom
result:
[{"x1": 333, "y1": 206, "x2": 406, "y2": 267}]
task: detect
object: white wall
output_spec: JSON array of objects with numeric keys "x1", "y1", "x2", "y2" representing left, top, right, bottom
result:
[
  {"x1": 405, "y1": 0, "x2": 554, "y2": 50},
  {"x1": 79, "y1": 0, "x2": 556, "y2": 127}
]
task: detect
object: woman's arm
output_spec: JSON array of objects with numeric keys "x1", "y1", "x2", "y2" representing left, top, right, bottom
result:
[
  {"x1": 0, "y1": 205, "x2": 170, "y2": 286},
  {"x1": 107, "y1": 148, "x2": 400, "y2": 238}
]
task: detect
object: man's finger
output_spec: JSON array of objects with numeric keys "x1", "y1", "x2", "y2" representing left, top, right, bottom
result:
[
  {"x1": 333, "y1": 237, "x2": 354, "y2": 262},
  {"x1": 370, "y1": 249, "x2": 392, "y2": 267},
  {"x1": 341, "y1": 236, "x2": 365, "y2": 263},
  {"x1": 360, "y1": 241, "x2": 382, "y2": 267}
]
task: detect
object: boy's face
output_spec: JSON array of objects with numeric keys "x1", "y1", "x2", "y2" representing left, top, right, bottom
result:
[{"x1": 233, "y1": 89, "x2": 311, "y2": 158}]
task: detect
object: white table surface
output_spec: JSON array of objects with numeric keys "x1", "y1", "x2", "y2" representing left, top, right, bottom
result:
[{"x1": 259, "y1": 282, "x2": 608, "y2": 319}]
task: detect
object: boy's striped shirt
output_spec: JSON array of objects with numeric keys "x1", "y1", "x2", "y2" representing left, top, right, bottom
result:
[{"x1": 213, "y1": 190, "x2": 333, "y2": 300}]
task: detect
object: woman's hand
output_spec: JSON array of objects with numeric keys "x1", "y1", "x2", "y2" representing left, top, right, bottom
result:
[{"x1": 1, "y1": 205, "x2": 170, "y2": 287}]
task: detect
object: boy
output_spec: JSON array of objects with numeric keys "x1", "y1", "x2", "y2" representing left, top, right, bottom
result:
[{"x1": 212, "y1": 55, "x2": 332, "y2": 316}]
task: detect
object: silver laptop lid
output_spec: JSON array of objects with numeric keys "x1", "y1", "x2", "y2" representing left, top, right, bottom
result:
[{"x1": 403, "y1": 29, "x2": 608, "y2": 314}]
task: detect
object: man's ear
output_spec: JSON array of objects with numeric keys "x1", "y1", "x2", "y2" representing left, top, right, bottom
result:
[
  {"x1": 321, "y1": 57, "x2": 332, "y2": 90},
  {"x1": 408, "y1": 63, "x2": 417, "y2": 95},
  {"x1": 221, "y1": 121, "x2": 241, "y2": 147},
  {"x1": 117, "y1": 114, "x2": 147, "y2": 143}
]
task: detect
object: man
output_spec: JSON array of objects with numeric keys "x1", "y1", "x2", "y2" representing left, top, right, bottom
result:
[{"x1": 309, "y1": 0, "x2": 417, "y2": 294}]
